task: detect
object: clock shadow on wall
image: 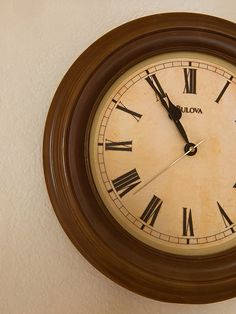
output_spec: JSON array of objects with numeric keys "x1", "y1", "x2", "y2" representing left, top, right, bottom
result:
[{"x1": 43, "y1": 12, "x2": 236, "y2": 304}]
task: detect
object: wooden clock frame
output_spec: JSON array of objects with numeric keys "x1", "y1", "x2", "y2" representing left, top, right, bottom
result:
[{"x1": 43, "y1": 13, "x2": 236, "y2": 303}]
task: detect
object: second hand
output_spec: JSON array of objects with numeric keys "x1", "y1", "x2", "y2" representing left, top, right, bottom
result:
[{"x1": 134, "y1": 139, "x2": 206, "y2": 195}]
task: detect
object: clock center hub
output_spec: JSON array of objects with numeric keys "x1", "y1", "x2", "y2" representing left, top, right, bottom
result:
[{"x1": 184, "y1": 142, "x2": 197, "y2": 156}]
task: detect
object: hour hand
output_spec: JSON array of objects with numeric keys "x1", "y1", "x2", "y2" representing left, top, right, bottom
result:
[
  {"x1": 145, "y1": 75, "x2": 182, "y2": 120},
  {"x1": 165, "y1": 95, "x2": 190, "y2": 144},
  {"x1": 165, "y1": 94, "x2": 182, "y2": 121}
]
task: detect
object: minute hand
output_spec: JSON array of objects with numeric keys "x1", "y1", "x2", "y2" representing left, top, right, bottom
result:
[
  {"x1": 156, "y1": 92, "x2": 190, "y2": 144},
  {"x1": 146, "y1": 75, "x2": 190, "y2": 144}
]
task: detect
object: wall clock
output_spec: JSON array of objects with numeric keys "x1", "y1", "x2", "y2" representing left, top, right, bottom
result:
[{"x1": 43, "y1": 13, "x2": 236, "y2": 303}]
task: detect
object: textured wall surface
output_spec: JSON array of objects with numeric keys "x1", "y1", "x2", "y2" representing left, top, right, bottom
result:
[{"x1": 1, "y1": 1, "x2": 236, "y2": 313}]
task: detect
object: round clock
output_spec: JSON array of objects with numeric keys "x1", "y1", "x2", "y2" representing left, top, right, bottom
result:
[{"x1": 43, "y1": 13, "x2": 236, "y2": 303}]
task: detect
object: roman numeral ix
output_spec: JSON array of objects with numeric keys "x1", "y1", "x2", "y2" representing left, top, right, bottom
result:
[
  {"x1": 111, "y1": 168, "x2": 141, "y2": 198},
  {"x1": 103, "y1": 139, "x2": 132, "y2": 152},
  {"x1": 140, "y1": 195, "x2": 163, "y2": 229}
]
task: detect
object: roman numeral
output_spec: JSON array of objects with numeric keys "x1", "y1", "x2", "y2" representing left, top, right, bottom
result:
[
  {"x1": 111, "y1": 168, "x2": 141, "y2": 198},
  {"x1": 183, "y1": 66, "x2": 197, "y2": 94},
  {"x1": 145, "y1": 73, "x2": 166, "y2": 100},
  {"x1": 116, "y1": 102, "x2": 142, "y2": 122},
  {"x1": 182, "y1": 208, "x2": 194, "y2": 237},
  {"x1": 215, "y1": 76, "x2": 233, "y2": 103},
  {"x1": 140, "y1": 195, "x2": 163, "y2": 229},
  {"x1": 104, "y1": 140, "x2": 132, "y2": 151},
  {"x1": 217, "y1": 202, "x2": 234, "y2": 231}
]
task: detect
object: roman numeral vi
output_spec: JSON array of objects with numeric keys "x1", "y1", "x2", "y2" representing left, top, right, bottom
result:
[{"x1": 182, "y1": 207, "x2": 194, "y2": 237}]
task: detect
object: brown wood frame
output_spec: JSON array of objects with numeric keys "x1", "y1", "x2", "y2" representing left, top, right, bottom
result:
[{"x1": 43, "y1": 13, "x2": 236, "y2": 303}]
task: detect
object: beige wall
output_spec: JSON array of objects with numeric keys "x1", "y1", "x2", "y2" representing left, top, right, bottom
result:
[{"x1": 1, "y1": 1, "x2": 236, "y2": 313}]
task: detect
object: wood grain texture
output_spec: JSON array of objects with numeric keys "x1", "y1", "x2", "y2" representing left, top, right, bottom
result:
[{"x1": 43, "y1": 13, "x2": 236, "y2": 303}]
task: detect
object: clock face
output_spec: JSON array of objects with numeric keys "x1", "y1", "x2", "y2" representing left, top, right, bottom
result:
[{"x1": 89, "y1": 51, "x2": 236, "y2": 256}]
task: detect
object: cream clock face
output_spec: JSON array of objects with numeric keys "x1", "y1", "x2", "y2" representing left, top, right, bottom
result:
[{"x1": 89, "y1": 52, "x2": 236, "y2": 256}]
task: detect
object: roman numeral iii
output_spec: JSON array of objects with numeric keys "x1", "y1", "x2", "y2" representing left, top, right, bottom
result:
[
  {"x1": 140, "y1": 195, "x2": 163, "y2": 229},
  {"x1": 104, "y1": 139, "x2": 132, "y2": 151},
  {"x1": 183, "y1": 67, "x2": 197, "y2": 94},
  {"x1": 182, "y1": 207, "x2": 194, "y2": 237},
  {"x1": 111, "y1": 168, "x2": 141, "y2": 198}
]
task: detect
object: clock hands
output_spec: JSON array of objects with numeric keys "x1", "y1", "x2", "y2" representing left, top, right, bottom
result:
[
  {"x1": 165, "y1": 95, "x2": 190, "y2": 145},
  {"x1": 134, "y1": 139, "x2": 206, "y2": 195},
  {"x1": 135, "y1": 75, "x2": 202, "y2": 194},
  {"x1": 146, "y1": 75, "x2": 191, "y2": 146},
  {"x1": 165, "y1": 94, "x2": 182, "y2": 120}
]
